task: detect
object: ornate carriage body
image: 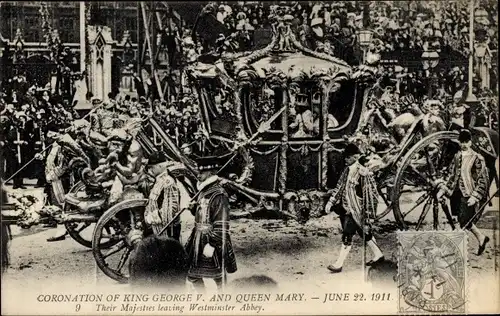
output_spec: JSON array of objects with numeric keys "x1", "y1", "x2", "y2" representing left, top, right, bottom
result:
[{"x1": 186, "y1": 25, "x2": 375, "y2": 220}]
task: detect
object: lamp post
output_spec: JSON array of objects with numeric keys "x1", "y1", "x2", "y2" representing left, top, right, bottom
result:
[
  {"x1": 465, "y1": 0, "x2": 488, "y2": 120},
  {"x1": 421, "y1": 49, "x2": 440, "y2": 98},
  {"x1": 79, "y1": 1, "x2": 86, "y2": 73},
  {"x1": 357, "y1": 29, "x2": 373, "y2": 64},
  {"x1": 474, "y1": 7, "x2": 489, "y2": 41}
]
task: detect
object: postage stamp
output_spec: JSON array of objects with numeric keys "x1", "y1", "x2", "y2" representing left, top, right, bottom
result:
[{"x1": 397, "y1": 231, "x2": 468, "y2": 314}]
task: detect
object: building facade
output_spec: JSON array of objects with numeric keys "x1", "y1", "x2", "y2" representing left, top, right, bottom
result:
[
  {"x1": 1, "y1": 1, "x2": 138, "y2": 46},
  {"x1": 0, "y1": 1, "x2": 140, "y2": 99}
]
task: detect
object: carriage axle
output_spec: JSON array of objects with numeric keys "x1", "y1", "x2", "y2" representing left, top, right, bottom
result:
[{"x1": 55, "y1": 213, "x2": 100, "y2": 224}]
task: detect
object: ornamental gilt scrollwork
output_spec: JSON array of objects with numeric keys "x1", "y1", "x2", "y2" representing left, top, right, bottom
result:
[
  {"x1": 351, "y1": 53, "x2": 381, "y2": 84},
  {"x1": 265, "y1": 67, "x2": 288, "y2": 89},
  {"x1": 237, "y1": 67, "x2": 261, "y2": 89},
  {"x1": 283, "y1": 192, "x2": 298, "y2": 219},
  {"x1": 284, "y1": 190, "x2": 326, "y2": 224},
  {"x1": 229, "y1": 140, "x2": 255, "y2": 186}
]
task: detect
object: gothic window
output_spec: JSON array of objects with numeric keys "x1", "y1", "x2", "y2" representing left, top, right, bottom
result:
[
  {"x1": 24, "y1": 15, "x2": 40, "y2": 42},
  {"x1": 25, "y1": 30, "x2": 40, "y2": 43},
  {"x1": 125, "y1": 17, "x2": 137, "y2": 32},
  {"x1": 59, "y1": 17, "x2": 76, "y2": 43},
  {"x1": 95, "y1": 34, "x2": 106, "y2": 62},
  {"x1": 25, "y1": 16, "x2": 38, "y2": 28}
]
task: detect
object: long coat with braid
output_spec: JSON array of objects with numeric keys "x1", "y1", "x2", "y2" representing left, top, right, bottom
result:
[
  {"x1": 185, "y1": 182, "x2": 237, "y2": 279},
  {"x1": 445, "y1": 149, "x2": 489, "y2": 228},
  {"x1": 327, "y1": 161, "x2": 379, "y2": 228},
  {"x1": 445, "y1": 150, "x2": 489, "y2": 202}
]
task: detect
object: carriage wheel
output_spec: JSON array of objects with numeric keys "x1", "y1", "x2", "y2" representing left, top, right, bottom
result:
[
  {"x1": 92, "y1": 199, "x2": 149, "y2": 283},
  {"x1": 63, "y1": 182, "x2": 119, "y2": 249},
  {"x1": 392, "y1": 131, "x2": 460, "y2": 230}
]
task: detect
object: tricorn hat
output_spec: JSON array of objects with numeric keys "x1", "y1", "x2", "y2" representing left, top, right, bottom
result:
[
  {"x1": 46, "y1": 122, "x2": 60, "y2": 132},
  {"x1": 343, "y1": 143, "x2": 362, "y2": 157},
  {"x1": 196, "y1": 155, "x2": 223, "y2": 172},
  {"x1": 458, "y1": 129, "x2": 472, "y2": 143}
]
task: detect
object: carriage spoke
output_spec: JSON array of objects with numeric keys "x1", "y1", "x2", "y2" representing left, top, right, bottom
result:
[
  {"x1": 439, "y1": 199, "x2": 456, "y2": 230},
  {"x1": 116, "y1": 248, "x2": 132, "y2": 273},
  {"x1": 432, "y1": 196, "x2": 439, "y2": 230},
  {"x1": 424, "y1": 149, "x2": 437, "y2": 181},
  {"x1": 408, "y1": 165, "x2": 432, "y2": 186},
  {"x1": 100, "y1": 233, "x2": 122, "y2": 241},
  {"x1": 400, "y1": 186, "x2": 428, "y2": 194},
  {"x1": 435, "y1": 147, "x2": 447, "y2": 177},
  {"x1": 100, "y1": 224, "x2": 118, "y2": 239},
  {"x1": 416, "y1": 197, "x2": 433, "y2": 231},
  {"x1": 402, "y1": 192, "x2": 431, "y2": 217},
  {"x1": 436, "y1": 139, "x2": 458, "y2": 176},
  {"x1": 377, "y1": 186, "x2": 390, "y2": 206},
  {"x1": 104, "y1": 226, "x2": 113, "y2": 235},
  {"x1": 103, "y1": 241, "x2": 126, "y2": 259}
]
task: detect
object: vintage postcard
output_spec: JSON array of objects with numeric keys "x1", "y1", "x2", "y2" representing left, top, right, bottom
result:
[{"x1": 1, "y1": 1, "x2": 499, "y2": 315}]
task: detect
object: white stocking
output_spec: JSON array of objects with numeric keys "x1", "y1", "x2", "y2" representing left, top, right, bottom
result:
[
  {"x1": 366, "y1": 240, "x2": 384, "y2": 261},
  {"x1": 470, "y1": 225, "x2": 486, "y2": 244},
  {"x1": 333, "y1": 245, "x2": 352, "y2": 269}
]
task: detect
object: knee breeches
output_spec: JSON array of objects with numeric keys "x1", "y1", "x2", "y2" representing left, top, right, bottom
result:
[{"x1": 335, "y1": 205, "x2": 373, "y2": 246}]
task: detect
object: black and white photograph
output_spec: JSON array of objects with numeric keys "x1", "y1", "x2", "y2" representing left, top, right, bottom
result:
[{"x1": 1, "y1": 1, "x2": 499, "y2": 315}]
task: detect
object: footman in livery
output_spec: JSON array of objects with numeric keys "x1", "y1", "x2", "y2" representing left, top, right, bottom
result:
[
  {"x1": 185, "y1": 156, "x2": 237, "y2": 291},
  {"x1": 437, "y1": 129, "x2": 490, "y2": 255},
  {"x1": 324, "y1": 143, "x2": 385, "y2": 273}
]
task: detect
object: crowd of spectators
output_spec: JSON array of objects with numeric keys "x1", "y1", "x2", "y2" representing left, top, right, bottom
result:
[
  {"x1": 0, "y1": 73, "x2": 78, "y2": 187},
  {"x1": 172, "y1": 1, "x2": 497, "y2": 98},
  {"x1": 123, "y1": 94, "x2": 204, "y2": 148},
  {"x1": 200, "y1": 1, "x2": 497, "y2": 59}
]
